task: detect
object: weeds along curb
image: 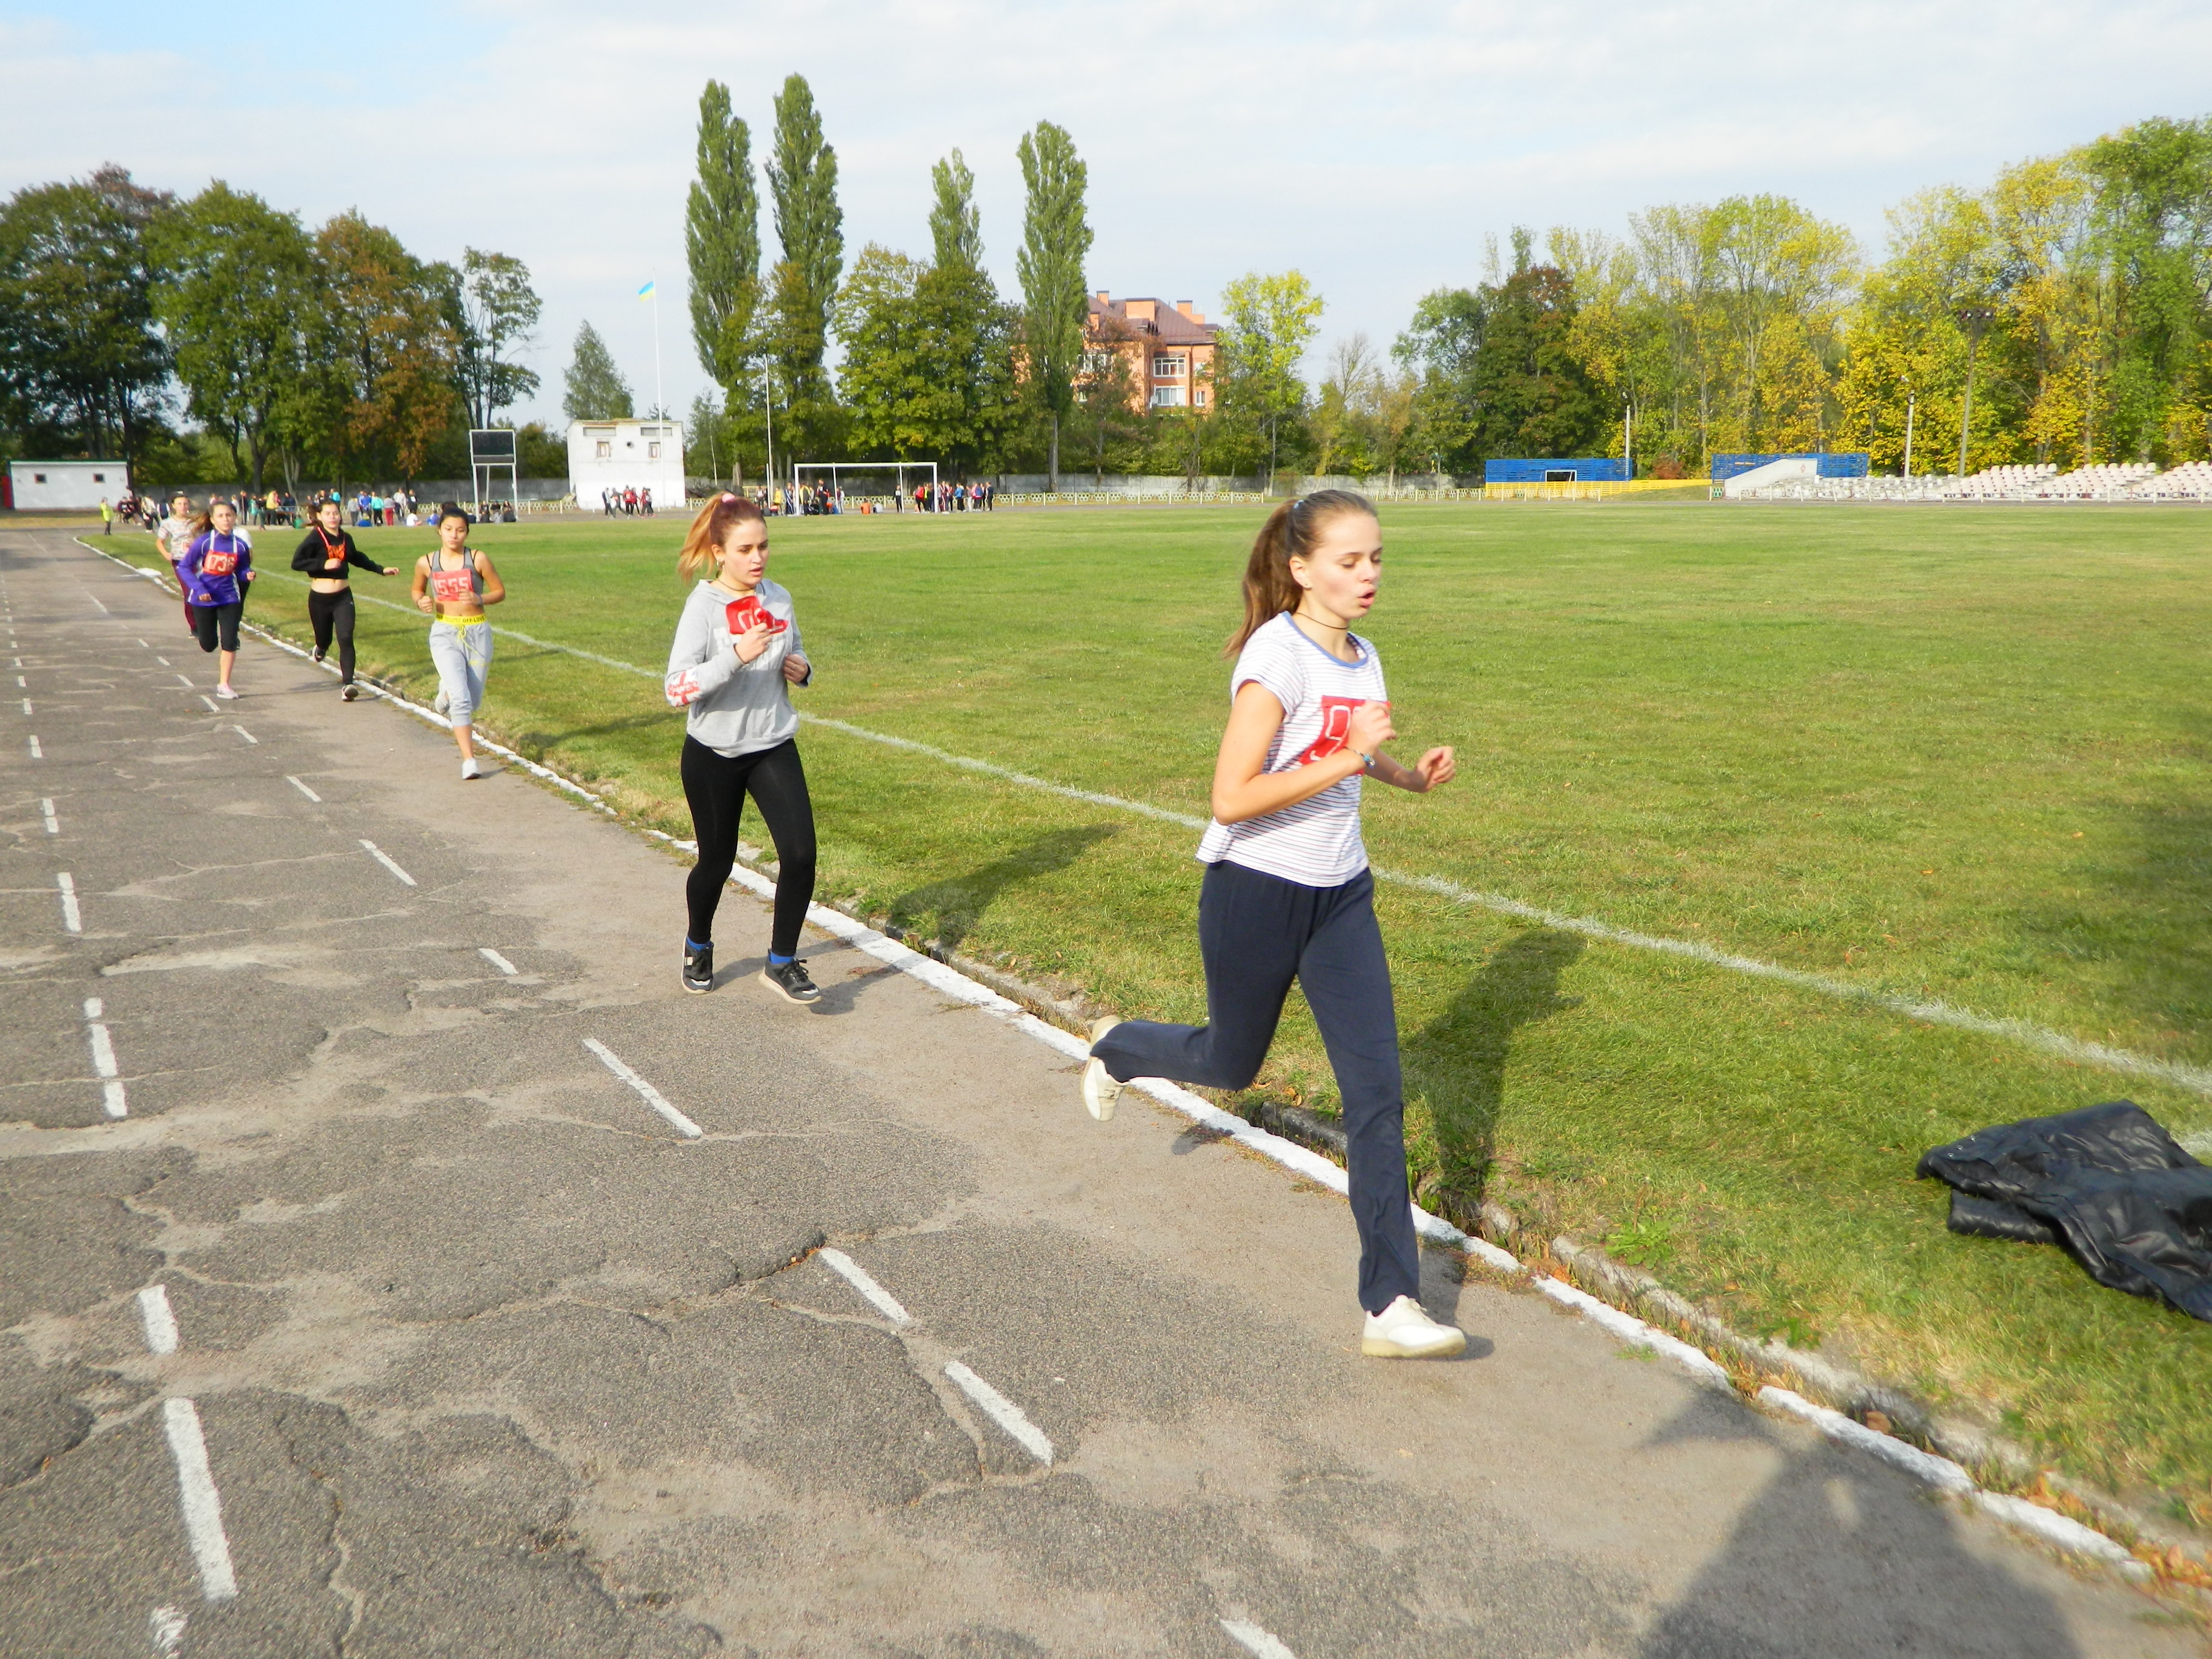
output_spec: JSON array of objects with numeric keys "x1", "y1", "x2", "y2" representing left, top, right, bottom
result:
[{"x1": 80, "y1": 538, "x2": 2212, "y2": 1599}]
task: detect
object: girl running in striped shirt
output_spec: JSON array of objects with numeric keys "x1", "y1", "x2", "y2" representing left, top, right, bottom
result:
[{"x1": 1082, "y1": 490, "x2": 1467, "y2": 1358}]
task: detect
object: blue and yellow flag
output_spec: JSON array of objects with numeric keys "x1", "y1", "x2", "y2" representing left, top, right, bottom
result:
[{"x1": 637, "y1": 280, "x2": 656, "y2": 300}]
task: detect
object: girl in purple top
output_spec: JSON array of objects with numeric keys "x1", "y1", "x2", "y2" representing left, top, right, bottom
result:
[{"x1": 177, "y1": 498, "x2": 256, "y2": 698}]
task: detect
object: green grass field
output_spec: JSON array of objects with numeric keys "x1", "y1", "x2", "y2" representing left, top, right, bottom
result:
[{"x1": 112, "y1": 501, "x2": 2212, "y2": 1521}]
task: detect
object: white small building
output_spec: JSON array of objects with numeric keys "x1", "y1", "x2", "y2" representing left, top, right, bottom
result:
[
  {"x1": 8, "y1": 459, "x2": 130, "y2": 511},
  {"x1": 566, "y1": 419, "x2": 685, "y2": 511}
]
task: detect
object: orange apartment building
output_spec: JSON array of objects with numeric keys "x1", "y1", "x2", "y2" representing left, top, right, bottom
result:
[{"x1": 1086, "y1": 293, "x2": 1220, "y2": 413}]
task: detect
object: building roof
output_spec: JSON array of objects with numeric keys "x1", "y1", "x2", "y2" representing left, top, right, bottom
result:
[{"x1": 1088, "y1": 293, "x2": 1219, "y2": 347}]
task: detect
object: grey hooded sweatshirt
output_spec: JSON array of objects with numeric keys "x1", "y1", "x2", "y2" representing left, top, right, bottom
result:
[{"x1": 662, "y1": 577, "x2": 811, "y2": 756}]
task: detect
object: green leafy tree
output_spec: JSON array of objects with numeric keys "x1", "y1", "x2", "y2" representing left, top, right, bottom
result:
[
  {"x1": 1469, "y1": 262, "x2": 1603, "y2": 460},
  {"x1": 455, "y1": 248, "x2": 541, "y2": 429},
  {"x1": 1015, "y1": 121, "x2": 1092, "y2": 490},
  {"x1": 836, "y1": 243, "x2": 1016, "y2": 473},
  {"x1": 1072, "y1": 306, "x2": 1145, "y2": 483},
  {"x1": 686, "y1": 79, "x2": 761, "y2": 392},
  {"x1": 764, "y1": 74, "x2": 844, "y2": 455},
  {"x1": 315, "y1": 211, "x2": 459, "y2": 484},
  {"x1": 930, "y1": 149, "x2": 984, "y2": 273},
  {"x1": 150, "y1": 182, "x2": 326, "y2": 494},
  {"x1": 2083, "y1": 115, "x2": 2212, "y2": 461},
  {"x1": 0, "y1": 165, "x2": 172, "y2": 462},
  {"x1": 562, "y1": 320, "x2": 633, "y2": 421},
  {"x1": 1219, "y1": 269, "x2": 1324, "y2": 480},
  {"x1": 1394, "y1": 286, "x2": 1489, "y2": 475}
]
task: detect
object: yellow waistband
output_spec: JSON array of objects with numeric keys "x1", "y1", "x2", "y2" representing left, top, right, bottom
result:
[{"x1": 432, "y1": 613, "x2": 489, "y2": 626}]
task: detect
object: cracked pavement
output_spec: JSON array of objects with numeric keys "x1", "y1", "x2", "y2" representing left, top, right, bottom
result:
[{"x1": 0, "y1": 529, "x2": 2198, "y2": 1658}]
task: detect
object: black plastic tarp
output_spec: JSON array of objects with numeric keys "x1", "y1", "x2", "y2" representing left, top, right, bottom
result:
[{"x1": 1917, "y1": 1101, "x2": 2212, "y2": 1322}]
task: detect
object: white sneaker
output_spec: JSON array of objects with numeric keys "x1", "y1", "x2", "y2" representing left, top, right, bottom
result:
[
  {"x1": 434, "y1": 690, "x2": 450, "y2": 714},
  {"x1": 460, "y1": 757, "x2": 480, "y2": 780},
  {"x1": 1361, "y1": 1295, "x2": 1467, "y2": 1359},
  {"x1": 1081, "y1": 1016, "x2": 1123, "y2": 1122},
  {"x1": 214, "y1": 684, "x2": 239, "y2": 699}
]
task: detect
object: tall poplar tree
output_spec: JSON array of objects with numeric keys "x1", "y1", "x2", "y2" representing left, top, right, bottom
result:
[
  {"x1": 1015, "y1": 121, "x2": 1091, "y2": 490},
  {"x1": 686, "y1": 79, "x2": 760, "y2": 391},
  {"x1": 764, "y1": 73, "x2": 843, "y2": 451},
  {"x1": 562, "y1": 321, "x2": 633, "y2": 421},
  {"x1": 929, "y1": 150, "x2": 983, "y2": 273}
]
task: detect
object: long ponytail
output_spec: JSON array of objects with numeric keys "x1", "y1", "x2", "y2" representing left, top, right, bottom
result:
[{"x1": 1226, "y1": 488, "x2": 1376, "y2": 656}]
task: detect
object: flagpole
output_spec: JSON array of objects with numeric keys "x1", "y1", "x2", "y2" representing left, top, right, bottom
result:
[{"x1": 651, "y1": 285, "x2": 664, "y2": 418}]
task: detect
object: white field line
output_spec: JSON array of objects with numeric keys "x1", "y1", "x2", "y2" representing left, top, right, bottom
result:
[
  {"x1": 158, "y1": 1397, "x2": 238, "y2": 1602},
  {"x1": 198, "y1": 695, "x2": 218, "y2": 713},
  {"x1": 55, "y1": 542, "x2": 2212, "y2": 1098},
  {"x1": 943, "y1": 1361, "x2": 1053, "y2": 1465},
  {"x1": 40, "y1": 797, "x2": 58, "y2": 833},
  {"x1": 478, "y1": 946, "x2": 519, "y2": 976},
  {"x1": 1220, "y1": 1619, "x2": 1300, "y2": 1659},
  {"x1": 149, "y1": 1605, "x2": 187, "y2": 1656},
  {"x1": 57, "y1": 870, "x2": 81, "y2": 932},
  {"x1": 26, "y1": 734, "x2": 40, "y2": 757},
  {"x1": 17, "y1": 699, "x2": 27, "y2": 716},
  {"x1": 817, "y1": 1248, "x2": 913, "y2": 1326},
  {"x1": 174, "y1": 673, "x2": 192, "y2": 687},
  {"x1": 231, "y1": 725, "x2": 257, "y2": 746},
  {"x1": 86, "y1": 593, "x2": 108, "y2": 613},
  {"x1": 84, "y1": 995, "x2": 127, "y2": 1118},
  {"x1": 284, "y1": 775, "x2": 321, "y2": 802},
  {"x1": 582, "y1": 1038, "x2": 703, "y2": 1138},
  {"x1": 357, "y1": 840, "x2": 416, "y2": 887},
  {"x1": 137, "y1": 1284, "x2": 180, "y2": 1356}
]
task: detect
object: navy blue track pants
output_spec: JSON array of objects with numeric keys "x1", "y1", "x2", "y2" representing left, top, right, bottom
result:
[{"x1": 1092, "y1": 859, "x2": 1421, "y2": 1314}]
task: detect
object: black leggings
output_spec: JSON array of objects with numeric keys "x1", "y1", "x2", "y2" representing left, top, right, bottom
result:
[
  {"x1": 681, "y1": 736, "x2": 817, "y2": 958},
  {"x1": 307, "y1": 588, "x2": 357, "y2": 682},
  {"x1": 193, "y1": 601, "x2": 243, "y2": 654}
]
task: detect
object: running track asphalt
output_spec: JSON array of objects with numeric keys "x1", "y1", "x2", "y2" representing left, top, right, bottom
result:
[{"x1": 0, "y1": 528, "x2": 2192, "y2": 1657}]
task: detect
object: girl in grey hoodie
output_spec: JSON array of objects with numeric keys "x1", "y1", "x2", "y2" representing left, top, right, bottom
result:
[{"x1": 664, "y1": 493, "x2": 819, "y2": 1003}]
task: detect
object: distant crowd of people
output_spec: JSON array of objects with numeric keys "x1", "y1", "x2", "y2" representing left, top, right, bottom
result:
[
  {"x1": 602, "y1": 485, "x2": 658, "y2": 516},
  {"x1": 104, "y1": 485, "x2": 514, "y2": 534}
]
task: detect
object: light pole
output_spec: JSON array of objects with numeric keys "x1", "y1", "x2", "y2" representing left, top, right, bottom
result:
[
  {"x1": 1903, "y1": 388, "x2": 1916, "y2": 481},
  {"x1": 1955, "y1": 305, "x2": 1994, "y2": 477},
  {"x1": 760, "y1": 363, "x2": 775, "y2": 506}
]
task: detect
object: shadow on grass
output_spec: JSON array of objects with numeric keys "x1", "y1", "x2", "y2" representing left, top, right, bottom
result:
[
  {"x1": 888, "y1": 824, "x2": 1120, "y2": 951},
  {"x1": 1402, "y1": 927, "x2": 1583, "y2": 1211},
  {"x1": 511, "y1": 710, "x2": 675, "y2": 750}
]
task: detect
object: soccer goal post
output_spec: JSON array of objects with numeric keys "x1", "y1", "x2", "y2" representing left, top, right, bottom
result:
[
  {"x1": 469, "y1": 429, "x2": 520, "y2": 521},
  {"x1": 788, "y1": 460, "x2": 938, "y2": 512}
]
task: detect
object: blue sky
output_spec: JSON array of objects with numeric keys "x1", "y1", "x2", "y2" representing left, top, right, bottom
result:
[{"x1": 5, "y1": 0, "x2": 2207, "y2": 430}]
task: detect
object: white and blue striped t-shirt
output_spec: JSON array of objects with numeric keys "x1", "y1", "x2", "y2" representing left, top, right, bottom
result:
[{"x1": 1195, "y1": 611, "x2": 1387, "y2": 886}]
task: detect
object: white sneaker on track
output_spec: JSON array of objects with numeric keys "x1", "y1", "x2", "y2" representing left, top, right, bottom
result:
[
  {"x1": 1361, "y1": 1295, "x2": 1467, "y2": 1359},
  {"x1": 1081, "y1": 1016, "x2": 1123, "y2": 1122},
  {"x1": 460, "y1": 756, "x2": 481, "y2": 780},
  {"x1": 214, "y1": 684, "x2": 239, "y2": 699}
]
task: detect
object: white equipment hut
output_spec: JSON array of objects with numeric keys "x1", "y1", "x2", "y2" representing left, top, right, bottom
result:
[
  {"x1": 9, "y1": 459, "x2": 130, "y2": 511},
  {"x1": 566, "y1": 419, "x2": 685, "y2": 511}
]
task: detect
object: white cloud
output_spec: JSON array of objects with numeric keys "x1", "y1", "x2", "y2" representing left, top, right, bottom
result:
[{"x1": 4, "y1": 0, "x2": 2206, "y2": 430}]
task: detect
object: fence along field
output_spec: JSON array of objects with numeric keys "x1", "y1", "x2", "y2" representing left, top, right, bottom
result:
[{"x1": 100, "y1": 498, "x2": 2212, "y2": 1517}]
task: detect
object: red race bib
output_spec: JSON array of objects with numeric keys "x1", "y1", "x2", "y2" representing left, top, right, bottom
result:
[
  {"x1": 431, "y1": 568, "x2": 475, "y2": 606},
  {"x1": 726, "y1": 596, "x2": 788, "y2": 636},
  {"x1": 1292, "y1": 696, "x2": 1368, "y2": 765},
  {"x1": 202, "y1": 547, "x2": 237, "y2": 576}
]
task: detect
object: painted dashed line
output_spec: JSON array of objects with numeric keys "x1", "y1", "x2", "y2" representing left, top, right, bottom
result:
[
  {"x1": 198, "y1": 696, "x2": 218, "y2": 713},
  {"x1": 943, "y1": 1362, "x2": 1053, "y2": 1465},
  {"x1": 582, "y1": 1038, "x2": 703, "y2": 1138},
  {"x1": 18, "y1": 699, "x2": 29, "y2": 716},
  {"x1": 13, "y1": 674, "x2": 23, "y2": 687},
  {"x1": 174, "y1": 673, "x2": 192, "y2": 687},
  {"x1": 40, "y1": 797, "x2": 58, "y2": 834},
  {"x1": 285, "y1": 775, "x2": 321, "y2": 802},
  {"x1": 137, "y1": 1285, "x2": 180, "y2": 1356},
  {"x1": 149, "y1": 1605, "x2": 187, "y2": 1656},
  {"x1": 1220, "y1": 1620, "x2": 1299, "y2": 1658},
  {"x1": 478, "y1": 946, "x2": 518, "y2": 976},
  {"x1": 86, "y1": 593, "x2": 108, "y2": 614},
  {"x1": 358, "y1": 840, "x2": 416, "y2": 887},
  {"x1": 230, "y1": 725, "x2": 257, "y2": 746},
  {"x1": 159, "y1": 1398, "x2": 237, "y2": 1602},
  {"x1": 27, "y1": 734, "x2": 41, "y2": 758},
  {"x1": 84, "y1": 996, "x2": 126, "y2": 1118},
  {"x1": 56, "y1": 871, "x2": 81, "y2": 933},
  {"x1": 818, "y1": 1248, "x2": 913, "y2": 1326}
]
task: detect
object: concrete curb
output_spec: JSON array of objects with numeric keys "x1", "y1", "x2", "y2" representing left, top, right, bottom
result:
[{"x1": 72, "y1": 537, "x2": 2204, "y2": 1594}]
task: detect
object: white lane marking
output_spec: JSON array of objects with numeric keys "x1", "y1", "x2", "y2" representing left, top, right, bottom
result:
[
  {"x1": 358, "y1": 840, "x2": 416, "y2": 886},
  {"x1": 158, "y1": 1397, "x2": 238, "y2": 1602},
  {"x1": 27, "y1": 734, "x2": 41, "y2": 757},
  {"x1": 13, "y1": 674, "x2": 23, "y2": 687},
  {"x1": 19, "y1": 698, "x2": 29, "y2": 716},
  {"x1": 943, "y1": 1361, "x2": 1053, "y2": 1465},
  {"x1": 174, "y1": 673, "x2": 192, "y2": 687},
  {"x1": 285, "y1": 775, "x2": 322, "y2": 802},
  {"x1": 1221, "y1": 1620, "x2": 1299, "y2": 1659},
  {"x1": 86, "y1": 995, "x2": 127, "y2": 1118},
  {"x1": 198, "y1": 695, "x2": 218, "y2": 713},
  {"x1": 137, "y1": 1285, "x2": 180, "y2": 1356},
  {"x1": 149, "y1": 1604, "x2": 187, "y2": 1656},
  {"x1": 41, "y1": 797, "x2": 58, "y2": 834},
  {"x1": 57, "y1": 871, "x2": 81, "y2": 933},
  {"x1": 582, "y1": 1037, "x2": 704, "y2": 1138},
  {"x1": 817, "y1": 1248, "x2": 912, "y2": 1326},
  {"x1": 87, "y1": 593, "x2": 108, "y2": 613},
  {"x1": 478, "y1": 946, "x2": 518, "y2": 976},
  {"x1": 136, "y1": 638, "x2": 150, "y2": 648},
  {"x1": 230, "y1": 725, "x2": 257, "y2": 745}
]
